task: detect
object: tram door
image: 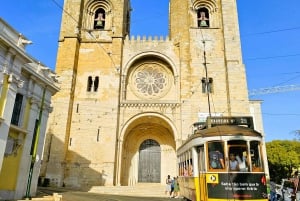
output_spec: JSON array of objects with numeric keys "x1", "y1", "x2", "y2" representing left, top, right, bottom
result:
[
  {"x1": 138, "y1": 139, "x2": 161, "y2": 183},
  {"x1": 198, "y1": 146, "x2": 207, "y2": 201}
]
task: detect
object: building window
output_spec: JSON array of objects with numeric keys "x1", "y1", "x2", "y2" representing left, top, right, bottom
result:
[
  {"x1": 94, "y1": 8, "x2": 106, "y2": 29},
  {"x1": 201, "y1": 77, "x2": 213, "y2": 93},
  {"x1": 87, "y1": 76, "x2": 99, "y2": 92},
  {"x1": 30, "y1": 119, "x2": 39, "y2": 155},
  {"x1": 94, "y1": 76, "x2": 99, "y2": 92},
  {"x1": 198, "y1": 8, "x2": 209, "y2": 27},
  {"x1": 11, "y1": 93, "x2": 23, "y2": 126},
  {"x1": 87, "y1": 76, "x2": 93, "y2": 92}
]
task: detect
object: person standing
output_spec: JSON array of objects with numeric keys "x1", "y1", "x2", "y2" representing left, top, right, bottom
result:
[
  {"x1": 173, "y1": 176, "x2": 180, "y2": 198},
  {"x1": 289, "y1": 171, "x2": 299, "y2": 201},
  {"x1": 269, "y1": 178, "x2": 277, "y2": 201},
  {"x1": 165, "y1": 175, "x2": 172, "y2": 196}
]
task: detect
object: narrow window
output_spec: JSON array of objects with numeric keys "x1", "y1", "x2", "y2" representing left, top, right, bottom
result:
[
  {"x1": 94, "y1": 76, "x2": 99, "y2": 92},
  {"x1": 201, "y1": 77, "x2": 213, "y2": 93},
  {"x1": 94, "y1": 8, "x2": 106, "y2": 29},
  {"x1": 228, "y1": 140, "x2": 249, "y2": 172},
  {"x1": 97, "y1": 128, "x2": 100, "y2": 142},
  {"x1": 87, "y1": 76, "x2": 93, "y2": 92},
  {"x1": 11, "y1": 93, "x2": 23, "y2": 126},
  {"x1": 198, "y1": 8, "x2": 209, "y2": 27},
  {"x1": 30, "y1": 119, "x2": 39, "y2": 155}
]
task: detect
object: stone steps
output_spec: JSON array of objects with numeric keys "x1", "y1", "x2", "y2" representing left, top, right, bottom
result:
[
  {"x1": 88, "y1": 183, "x2": 166, "y2": 197},
  {"x1": 17, "y1": 193, "x2": 62, "y2": 201}
]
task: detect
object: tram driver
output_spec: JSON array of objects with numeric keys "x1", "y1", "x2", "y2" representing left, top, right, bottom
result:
[{"x1": 209, "y1": 148, "x2": 225, "y2": 169}]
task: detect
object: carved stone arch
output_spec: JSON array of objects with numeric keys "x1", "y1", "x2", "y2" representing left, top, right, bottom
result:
[
  {"x1": 123, "y1": 52, "x2": 178, "y2": 78},
  {"x1": 83, "y1": 0, "x2": 113, "y2": 30},
  {"x1": 122, "y1": 53, "x2": 178, "y2": 100},
  {"x1": 119, "y1": 112, "x2": 178, "y2": 142},
  {"x1": 192, "y1": 0, "x2": 217, "y2": 12},
  {"x1": 192, "y1": 0, "x2": 218, "y2": 28}
]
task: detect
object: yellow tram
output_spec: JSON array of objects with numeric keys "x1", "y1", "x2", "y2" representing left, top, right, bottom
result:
[{"x1": 177, "y1": 117, "x2": 268, "y2": 201}]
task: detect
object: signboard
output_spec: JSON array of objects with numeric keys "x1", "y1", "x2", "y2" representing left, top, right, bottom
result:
[
  {"x1": 207, "y1": 173, "x2": 267, "y2": 199},
  {"x1": 208, "y1": 116, "x2": 254, "y2": 129}
]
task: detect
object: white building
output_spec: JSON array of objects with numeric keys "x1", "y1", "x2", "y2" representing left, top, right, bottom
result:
[{"x1": 0, "y1": 18, "x2": 59, "y2": 200}]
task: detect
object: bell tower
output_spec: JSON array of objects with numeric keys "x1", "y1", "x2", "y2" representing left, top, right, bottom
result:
[
  {"x1": 169, "y1": 0, "x2": 250, "y2": 118},
  {"x1": 42, "y1": 0, "x2": 131, "y2": 186}
]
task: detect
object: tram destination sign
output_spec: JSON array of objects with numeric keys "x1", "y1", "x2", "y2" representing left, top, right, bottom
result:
[{"x1": 208, "y1": 116, "x2": 254, "y2": 129}]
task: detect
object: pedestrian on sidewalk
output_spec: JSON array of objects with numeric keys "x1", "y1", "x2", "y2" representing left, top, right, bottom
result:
[
  {"x1": 165, "y1": 175, "x2": 172, "y2": 196},
  {"x1": 289, "y1": 171, "x2": 299, "y2": 201},
  {"x1": 173, "y1": 176, "x2": 180, "y2": 198}
]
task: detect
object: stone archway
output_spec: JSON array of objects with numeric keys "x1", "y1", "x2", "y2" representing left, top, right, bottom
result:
[{"x1": 119, "y1": 114, "x2": 177, "y2": 186}]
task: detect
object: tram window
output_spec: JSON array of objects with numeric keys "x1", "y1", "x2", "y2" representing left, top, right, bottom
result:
[
  {"x1": 180, "y1": 162, "x2": 184, "y2": 176},
  {"x1": 198, "y1": 146, "x2": 205, "y2": 171},
  {"x1": 250, "y1": 141, "x2": 263, "y2": 171},
  {"x1": 184, "y1": 164, "x2": 189, "y2": 176},
  {"x1": 228, "y1": 140, "x2": 249, "y2": 172},
  {"x1": 208, "y1": 141, "x2": 225, "y2": 169},
  {"x1": 189, "y1": 159, "x2": 193, "y2": 176}
]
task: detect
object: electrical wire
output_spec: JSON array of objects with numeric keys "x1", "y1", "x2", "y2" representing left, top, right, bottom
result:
[
  {"x1": 245, "y1": 53, "x2": 300, "y2": 61},
  {"x1": 241, "y1": 26, "x2": 300, "y2": 37}
]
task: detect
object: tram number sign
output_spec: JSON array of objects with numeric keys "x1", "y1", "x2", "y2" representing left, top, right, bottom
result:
[{"x1": 209, "y1": 116, "x2": 254, "y2": 129}]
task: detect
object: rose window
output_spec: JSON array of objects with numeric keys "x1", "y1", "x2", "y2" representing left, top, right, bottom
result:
[{"x1": 131, "y1": 63, "x2": 171, "y2": 99}]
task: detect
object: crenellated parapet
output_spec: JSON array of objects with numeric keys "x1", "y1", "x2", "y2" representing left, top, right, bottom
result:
[{"x1": 125, "y1": 35, "x2": 170, "y2": 43}]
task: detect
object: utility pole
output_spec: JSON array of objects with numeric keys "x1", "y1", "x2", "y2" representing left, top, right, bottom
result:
[
  {"x1": 25, "y1": 87, "x2": 46, "y2": 198},
  {"x1": 202, "y1": 40, "x2": 212, "y2": 119}
]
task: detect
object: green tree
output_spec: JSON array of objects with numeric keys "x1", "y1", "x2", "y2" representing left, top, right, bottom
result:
[{"x1": 266, "y1": 140, "x2": 300, "y2": 183}]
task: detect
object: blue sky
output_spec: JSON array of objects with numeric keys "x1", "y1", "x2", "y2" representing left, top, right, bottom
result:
[{"x1": 1, "y1": 0, "x2": 300, "y2": 142}]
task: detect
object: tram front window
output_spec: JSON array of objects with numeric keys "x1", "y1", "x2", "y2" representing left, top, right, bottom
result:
[
  {"x1": 228, "y1": 140, "x2": 249, "y2": 172},
  {"x1": 250, "y1": 141, "x2": 263, "y2": 171},
  {"x1": 208, "y1": 141, "x2": 225, "y2": 169}
]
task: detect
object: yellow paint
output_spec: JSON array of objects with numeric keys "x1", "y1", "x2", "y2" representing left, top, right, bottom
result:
[
  {"x1": 206, "y1": 173, "x2": 219, "y2": 184},
  {"x1": 207, "y1": 199, "x2": 267, "y2": 201},
  {"x1": 0, "y1": 131, "x2": 23, "y2": 190},
  {"x1": 194, "y1": 176, "x2": 201, "y2": 201},
  {"x1": 199, "y1": 174, "x2": 208, "y2": 201},
  {"x1": 0, "y1": 74, "x2": 9, "y2": 117}
]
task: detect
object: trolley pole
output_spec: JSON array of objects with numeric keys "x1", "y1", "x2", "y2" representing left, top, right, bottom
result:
[
  {"x1": 25, "y1": 87, "x2": 46, "y2": 199},
  {"x1": 202, "y1": 41, "x2": 212, "y2": 120}
]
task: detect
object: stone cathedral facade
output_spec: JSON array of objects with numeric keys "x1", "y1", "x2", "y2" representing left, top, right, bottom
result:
[{"x1": 40, "y1": 0, "x2": 264, "y2": 188}]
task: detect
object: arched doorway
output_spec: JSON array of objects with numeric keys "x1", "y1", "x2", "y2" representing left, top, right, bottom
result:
[{"x1": 138, "y1": 139, "x2": 161, "y2": 183}]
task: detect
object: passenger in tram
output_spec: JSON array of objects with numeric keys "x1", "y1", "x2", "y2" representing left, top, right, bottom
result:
[
  {"x1": 189, "y1": 164, "x2": 194, "y2": 176},
  {"x1": 229, "y1": 153, "x2": 239, "y2": 171},
  {"x1": 236, "y1": 151, "x2": 249, "y2": 172},
  {"x1": 183, "y1": 166, "x2": 189, "y2": 176},
  {"x1": 209, "y1": 149, "x2": 225, "y2": 169}
]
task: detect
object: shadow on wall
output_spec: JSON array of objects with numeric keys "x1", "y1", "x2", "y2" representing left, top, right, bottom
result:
[{"x1": 38, "y1": 134, "x2": 108, "y2": 191}]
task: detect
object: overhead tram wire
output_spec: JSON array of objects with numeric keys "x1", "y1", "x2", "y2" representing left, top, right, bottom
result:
[
  {"x1": 245, "y1": 53, "x2": 300, "y2": 61},
  {"x1": 241, "y1": 26, "x2": 300, "y2": 37}
]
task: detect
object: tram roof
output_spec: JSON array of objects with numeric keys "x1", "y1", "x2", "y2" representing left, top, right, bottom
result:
[{"x1": 193, "y1": 125, "x2": 262, "y2": 138}]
